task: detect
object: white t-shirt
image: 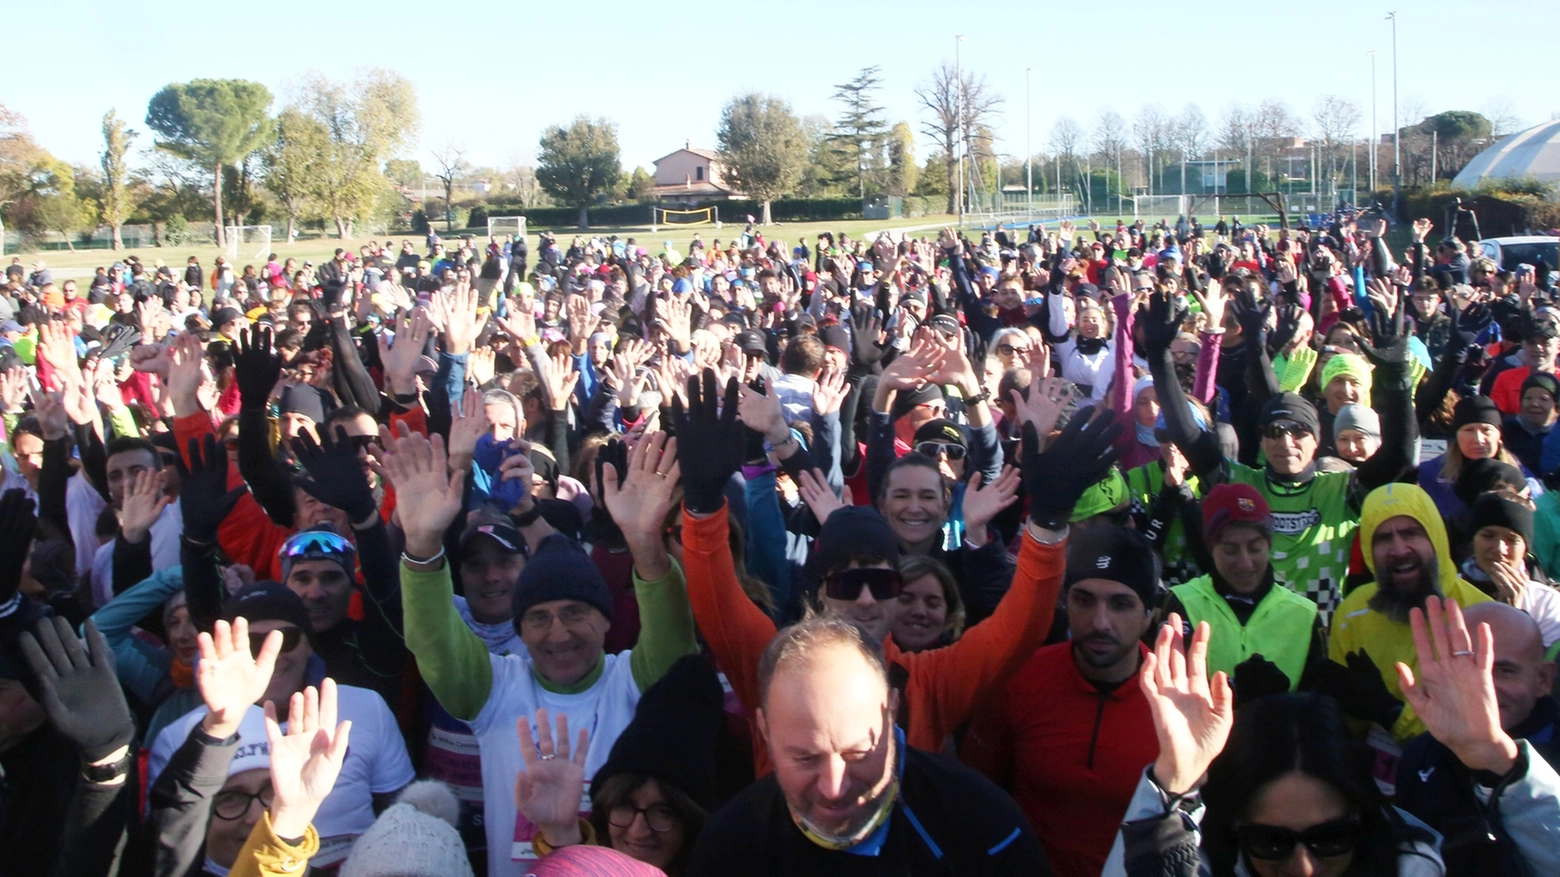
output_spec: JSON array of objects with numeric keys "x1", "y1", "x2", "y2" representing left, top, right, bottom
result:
[
  {"x1": 148, "y1": 684, "x2": 414, "y2": 868},
  {"x1": 472, "y1": 651, "x2": 642, "y2": 877},
  {"x1": 1519, "y1": 581, "x2": 1560, "y2": 650}
]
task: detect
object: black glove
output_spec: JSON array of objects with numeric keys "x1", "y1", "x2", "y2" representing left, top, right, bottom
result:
[
  {"x1": 233, "y1": 327, "x2": 282, "y2": 410},
  {"x1": 1233, "y1": 290, "x2": 1272, "y2": 350},
  {"x1": 1233, "y1": 654, "x2": 1292, "y2": 708},
  {"x1": 1268, "y1": 304, "x2": 1306, "y2": 355},
  {"x1": 177, "y1": 434, "x2": 247, "y2": 545},
  {"x1": 291, "y1": 426, "x2": 377, "y2": 525},
  {"x1": 0, "y1": 489, "x2": 38, "y2": 602},
  {"x1": 1137, "y1": 291, "x2": 1186, "y2": 359},
  {"x1": 18, "y1": 618, "x2": 133, "y2": 763},
  {"x1": 593, "y1": 438, "x2": 629, "y2": 522},
  {"x1": 1309, "y1": 649, "x2": 1403, "y2": 729},
  {"x1": 850, "y1": 304, "x2": 887, "y2": 367},
  {"x1": 1020, "y1": 408, "x2": 1123, "y2": 531},
  {"x1": 1447, "y1": 300, "x2": 1492, "y2": 355},
  {"x1": 1357, "y1": 291, "x2": 1410, "y2": 369},
  {"x1": 672, "y1": 369, "x2": 744, "y2": 516}
]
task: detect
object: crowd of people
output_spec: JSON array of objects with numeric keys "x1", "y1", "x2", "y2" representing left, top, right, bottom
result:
[{"x1": 0, "y1": 209, "x2": 1558, "y2": 876}]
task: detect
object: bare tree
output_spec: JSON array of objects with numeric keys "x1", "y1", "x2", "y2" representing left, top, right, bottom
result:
[
  {"x1": 1049, "y1": 116, "x2": 1083, "y2": 195},
  {"x1": 430, "y1": 142, "x2": 468, "y2": 232},
  {"x1": 1312, "y1": 95, "x2": 1362, "y2": 197},
  {"x1": 1481, "y1": 97, "x2": 1524, "y2": 138},
  {"x1": 1092, "y1": 109, "x2": 1130, "y2": 208},
  {"x1": 915, "y1": 62, "x2": 1003, "y2": 214},
  {"x1": 1133, "y1": 104, "x2": 1170, "y2": 195}
]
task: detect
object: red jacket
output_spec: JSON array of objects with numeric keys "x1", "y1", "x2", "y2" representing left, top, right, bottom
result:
[
  {"x1": 962, "y1": 642, "x2": 1159, "y2": 877},
  {"x1": 682, "y1": 503, "x2": 1064, "y2": 775}
]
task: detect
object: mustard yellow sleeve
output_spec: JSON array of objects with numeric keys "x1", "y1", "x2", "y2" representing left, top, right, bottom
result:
[{"x1": 229, "y1": 812, "x2": 320, "y2": 877}]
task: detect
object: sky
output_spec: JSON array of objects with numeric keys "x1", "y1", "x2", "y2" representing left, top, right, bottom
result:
[{"x1": 10, "y1": 0, "x2": 1558, "y2": 181}]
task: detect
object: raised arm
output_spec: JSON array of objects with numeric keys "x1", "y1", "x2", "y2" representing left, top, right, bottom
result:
[
  {"x1": 1352, "y1": 280, "x2": 1418, "y2": 494},
  {"x1": 233, "y1": 328, "x2": 296, "y2": 527},
  {"x1": 1140, "y1": 293, "x2": 1225, "y2": 480}
]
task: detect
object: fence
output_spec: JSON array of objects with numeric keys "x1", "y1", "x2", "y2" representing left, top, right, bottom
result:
[{"x1": 962, "y1": 195, "x2": 1079, "y2": 229}]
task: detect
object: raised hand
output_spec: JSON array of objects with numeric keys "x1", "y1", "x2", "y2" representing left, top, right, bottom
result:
[
  {"x1": 290, "y1": 426, "x2": 377, "y2": 526},
  {"x1": 1020, "y1": 406, "x2": 1122, "y2": 532},
  {"x1": 1191, "y1": 282, "x2": 1227, "y2": 332},
  {"x1": 1398, "y1": 597, "x2": 1519, "y2": 775},
  {"x1": 468, "y1": 346, "x2": 496, "y2": 387},
  {"x1": 119, "y1": 467, "x2": 171, "y2": 545},
  {"x1": 446, "y1": 387, "x2": 491, "y2": 465},
  {"x1": 796, "y1": 468, "x2": 843, "y2": 524},
  {"x1": 541, "y1": 353, "x2": 580, "y2": 413},
  {"x1": 35, "y1": 320, "x2": 82, "y2": 387},
  {"x1": 19, "y1": 619, "x2": 134, "y2": 763},
  {"x1": 850, "y1": 304, "x2": 887, "y2": 367},
  {"x1": 599, "y1": 431, "x2": 679, "y2": 580},
  {"x1": 265, "y1": 679, "x2": 353, "y2": 841},
  {"x1": 234, "y1": 327, "x2": 282, "y2": 409},
  {"x1": 1139, "y1": 291, "x2": 1187, "y2": 359},
  {"x1": 441, "y1": 283, "x2": 481, "y2": 355},
  {"x1": 166, "y1": 331, "x2": 208, "y2": 416},
  {"x1": 378, "y1": 308, "x2": 434, "y2": 398},
  {"x1": 566, "y1": 294, "x2": 594, "y2": 351},
  {"x1": 1357, "y1": 278, "x2": 1409, "y2": 367},
  {"x1": 1008, "y1": 373, "x2": 1075, "y2": 438},
  {"x1": 813, "y1": 366, "x2": 848, "y2": 416},
  {"x1": 515, "y1": 708, "x2": 590, "y2": 848},
  {"x1": 1411, "y1": 218, "x2": 1432, "y2": 243},
  {"x1": 197, "y1": 617, "x2": 282, "y2": 737},
  {"x1": 371, "y1": 421, "x2": 464, "y2": 559},
  {"x1": 1268, "y1": 304, "x2": 1307, "y2": 355},
  {"x1": 1232, "y1": 288, "x2": 1272, "y2": 347},
  {"x1": 1447, "y1": 299, "x2": 1492, "y2": 353},
  {"x1": 1140, "y1": 616, "x2": 1235, "y2": 795},
  {"x1": 672, "y1": 369, "x2": 744, "y2": 516},
  {"x1": 177, "y1": 434, "x2": 247, "y2": 545},
  {"x1": 959, "y1": 466, "x2": 1021, "y2": 540},
  {"x1": 736, "y1": 377, "x2": 788, "y2": 445},
  {"x1": 0, "y1": 365, "x2": 27, "y2": 413}
]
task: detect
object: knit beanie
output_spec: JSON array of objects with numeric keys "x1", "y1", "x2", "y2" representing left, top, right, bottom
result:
[
  {"x1": 593, "y1": 655, "x2": 723, "y2": 811},
  {"x1": 1258, "y1": 392, "x2": 1321, "y2": 436},
  {"x1": 511, "y1": 534, "x2": 613, "y2": 626},
  {"x1": 278, "y1": 384, "x2": 332, "y2": 425},
  {"x1": 891, "y1": 383, "x2": 945, "y2": 420},
  {"x1": 1520, "y1": 372, "x2": 1560, "y2": 403},
  {"x1": 1469, "y1": 491, "x2": 1535, "y2": 550},
  {"x1": 220, "y1": 581, "x2": 315, "y2": 639},
  {"x1": 339, "y1": 781, "x2": 474, "y2": 877},
  {"x1": 1069, "y1": 467, "x2": 1130, "y2": 522},
  {"x1": 1320, "y1": 353, "x2": 1373, "y2": 399},
  {"x1": 1452, "y1": 395, "x2": 1503, "y2": 431},
  {"x1": 810, "y1": 506, "x2": 901, "y2": 577},
  {"x1": 818, "y1": 324, "x2": 851, "y2": 353},
  {"x1": 1332, "y1": 403, "x2": 1381, "y2": 442},
  {"x1": 1453, "y1": 459, "x2": 1527, "y2": 508},
  {"x1": 1201, "y1": 482, "x2": 1274, "y2": 544},
  {"x1": 1063, "y1": 525, "x2": 1161, "y2": 606}
]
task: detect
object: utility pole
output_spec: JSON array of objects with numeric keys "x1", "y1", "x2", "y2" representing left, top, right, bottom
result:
[
  {"x1": 1388, "y1": 12, "x2": 1400, "y2": 219},
  {"x1": 1025, "y1": 67, "x2": 1033, "y2": 220},
  {"x1": 1368, "y1": 50, "x2": 1377, "y2": 195},
  {"x1": 956, "y1": 34, "x2": 966, "y2": 227}
]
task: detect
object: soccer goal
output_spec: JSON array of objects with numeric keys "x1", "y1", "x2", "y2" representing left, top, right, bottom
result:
[
  {"x1": 652, "y1": 206, "x2": 719, "y2": 233},
  {"x1": 225, "y1": 225, "x2": 272, "y2": 262},
  {"x1": 487, "y1": 215, "x2": 527, "y2": 241}
]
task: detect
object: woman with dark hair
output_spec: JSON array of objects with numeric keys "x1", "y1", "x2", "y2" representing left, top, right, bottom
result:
[{"x1": 1105, "y1": 599, "x2": 1560, "y2": 876}]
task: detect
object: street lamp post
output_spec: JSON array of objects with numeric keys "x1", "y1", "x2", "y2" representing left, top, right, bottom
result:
[
  {"x1": 1025, "y1": 67, "x2": 1032, "y2": 221},
  {"x1": 1387, "y1": 12, "x2": 1400, "y2": 218},
  {"x1": 1368, "y1": 50, "x2": 1377, "y2": 195}
]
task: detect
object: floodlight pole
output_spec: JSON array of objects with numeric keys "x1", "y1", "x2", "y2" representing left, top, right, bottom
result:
[
  {"x1": 1388, "y1": 12, "x2": 1400, "y2": 219},
  {"x1": 956, "y1": 35, "x2": 966, "y2": 228},
  {"x1": 1025, "y1": 67, "x2": 1032, "y2": 221},
  {"x1": 1368, "y1": 50, "x2": 1377, "y2": 195}
]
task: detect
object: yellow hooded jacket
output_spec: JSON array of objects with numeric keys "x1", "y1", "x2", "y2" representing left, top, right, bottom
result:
[{"x1": 1327, "y1": 482, "x2": 1491, "y2": 743}]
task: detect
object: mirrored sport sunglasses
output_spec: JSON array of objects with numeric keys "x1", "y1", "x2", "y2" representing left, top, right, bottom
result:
[
  {"x1": 280, "y1": 529, "x2": 355, "y2": 559},
  {"x1": 915, "y1": 441, "x2": 967, "y2": 461},
  {"x1": 824, "y1": 568, "x2": 904, "y2": 602}
]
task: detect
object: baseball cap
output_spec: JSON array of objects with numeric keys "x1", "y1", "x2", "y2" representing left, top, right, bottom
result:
[
  {"x1": 460, "y1": 519, "x2": 526, "y2": 555},
  {"x1": 735, "y1": 330, "x2": 767, "y2": 356}
]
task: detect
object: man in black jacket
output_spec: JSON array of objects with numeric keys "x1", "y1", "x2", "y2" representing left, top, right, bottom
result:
[
  {"x1": 1395, "y1": 601, "x2": 1559, "y2": 876},
  {"x1": 688, "y1": 614, "x2": 1049, "y2": 875}
]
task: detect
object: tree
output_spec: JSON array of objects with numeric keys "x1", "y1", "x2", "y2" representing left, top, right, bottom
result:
[
  {"x1": 384, "y1": 158, "x2": 421, "y2": 189},
  {"x1": 1050, "y1": 116, "x2": 1084, "y2": 197},
  {"x1": 1133, "y1": 105, "x2": 1170, "y2": 195},
  {"x1": 430, "y1": 143, "x2": 469, "y2": 232},
  {"x1": 886, "y1": 121, "x2": 918, "y2": 197},
  {"x1": 98, "y1": 111, "x2": 138, "y2": 250},
  {"x1": 1172, "y1": 104, "x2": 1210, "y2": 194},
  {"x1": 1408, "y1": 110, "x2": 1493, "y2": 182},
  {"x1": 145, "y1": 79, "x2": 274, "y2": 247},
  {"x1": 1092, "y1": 109, "x2": 1130, "y2": 210},
  {"x1": 535, "y1": 116, "x2": 622, "y2": 228},
  {"x1": 1311, "y1": 95, "x2": 1362, "y2": 196},
  {"x1": 716, "y1": 93, "x2": 807, "y2": 225},
  {"x1": 293, "y1": 68, "x2": 420, "y2": 238},
  {"x1": 260, "y1": 107, "x2": 328, "y2": 242},
  {"x1": 831, "y1": 66, "x2": 890, "y2": 199},
  {"x1": 0, "y1": 104, "x2": 47, "y2": 213},
  {"x1": 625, "y1": 166, "x2": 655, "y2": 201},
  {"x1": 915, "y1": 62, "x2": 1003, "y2": 215},
  {"x1": 1482, "y1": 98, "x2": 1524, "y2": 138}
]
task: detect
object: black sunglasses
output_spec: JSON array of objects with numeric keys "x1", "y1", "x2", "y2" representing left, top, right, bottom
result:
[
  {"x1": 1261, "y1": 422, "x2": 1313, "y2": 441},
  {"x1": 824, "y1": 568, "x2": 904, "y2": 602},
  {"x1": 1236, "y1": 816, "x2": 1363, "y2": 861},
  {"x1": 250, "y1": 628, "x2": 304, "y2": 655},
  {"x1": 915, "y1": 441, "x2": 967, "y2": 461}
]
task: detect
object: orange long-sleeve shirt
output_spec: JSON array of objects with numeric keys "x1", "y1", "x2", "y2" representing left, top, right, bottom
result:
[{"x1": 682, "y1": 503, "x2": 1065, "y2": 775}]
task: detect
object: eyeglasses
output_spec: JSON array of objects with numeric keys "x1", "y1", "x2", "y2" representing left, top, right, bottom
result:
[
  {"x1": 1236, "y1": 816, "x2": 1363, "y2": 861},
  {"x1": 607, "y1": 803, "x2": 680, "y2": 833},
  {"x1": 1261, "y1": 422, "x2": 1313, "y2": 441},
  {"x1": 996, "y1": 344, "x2": 1029, "y2": 357},
  {"x1": 249, "y1": 627, "x2": 304, "y2": 656},
  {"x1": 824, "y1": 568, "x2": 904, "y2": 602},
  {"x1": 520, "y1": 604, "x2": 596, "y2": 632},
  {"x1": 915, "y1": 441, "x2": 967, "y2": 461},
  {"x1": 281, "y1": 529, "x2": 354, "y2": 559},
  {"x1": 213, "y1": 785, "x2": 274, "y2": 820}
]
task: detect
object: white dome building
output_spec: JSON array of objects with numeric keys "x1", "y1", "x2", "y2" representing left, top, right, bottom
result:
[{"x1": 1453, "y1": 120, "x2": 1560, "y2": 189}]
